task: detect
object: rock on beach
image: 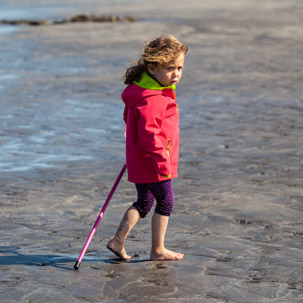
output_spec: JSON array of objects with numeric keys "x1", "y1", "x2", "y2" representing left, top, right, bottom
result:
[{"x1": 0, "y1": 14, "x2": 136, "y2": 26}]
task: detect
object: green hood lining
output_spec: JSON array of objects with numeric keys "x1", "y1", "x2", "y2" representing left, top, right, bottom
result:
[{"x1": 134, "y1": 72, "x2": 176, "y2": 91}]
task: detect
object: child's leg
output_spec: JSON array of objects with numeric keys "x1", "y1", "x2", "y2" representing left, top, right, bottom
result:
[
  {"x1": 150, "y1": 213, "x2": 184, "y2": 261},
  {"x1": 107, "y1": 184, "x2": 154, "y2": 260},
  {"x1": 107, "y1": 206, "x2": 140, "y2": 260},
  {"x1": 148, "y1": 180, "x2": 184, "y2": 261}
]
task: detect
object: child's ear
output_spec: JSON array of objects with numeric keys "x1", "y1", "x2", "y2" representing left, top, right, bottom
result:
[{"x1": 147, "y1": 63, "x2": 156, "y2": 75}]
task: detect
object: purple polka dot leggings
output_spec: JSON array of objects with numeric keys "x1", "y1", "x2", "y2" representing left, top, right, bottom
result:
[{"x1": 132, "y1": 180, "x2": 174, "y2": 218}]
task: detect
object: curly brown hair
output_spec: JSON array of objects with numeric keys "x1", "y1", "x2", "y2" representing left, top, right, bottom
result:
[{"x1": 124, "y1": 35, "x2": 188, "y2": 85}]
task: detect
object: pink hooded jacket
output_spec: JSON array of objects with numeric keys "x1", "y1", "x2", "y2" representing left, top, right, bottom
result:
[{"x1": 122, "y1": 72, "x2": 179, "y2": 184}]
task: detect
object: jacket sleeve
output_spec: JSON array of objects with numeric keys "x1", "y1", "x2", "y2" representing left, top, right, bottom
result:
[
  {"x1": 136, "y1": 96, "x2": 171, "y2": 177},
  {"x1": 123, "y1": 107, "x2": 128, "y2": 123}
]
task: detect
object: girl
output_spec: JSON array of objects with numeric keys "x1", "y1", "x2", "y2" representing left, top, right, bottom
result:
[{"x1": 107, "y1": 35, "x2": 188, "y2": 261}]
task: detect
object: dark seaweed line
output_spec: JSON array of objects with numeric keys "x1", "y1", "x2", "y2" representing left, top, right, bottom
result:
[{"x1": 1, "y1": 14, "x2": 136, "y2": 26}]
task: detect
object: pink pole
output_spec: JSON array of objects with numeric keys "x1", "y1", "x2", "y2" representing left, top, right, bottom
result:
[{"x1": 74, "y1": 163, "x2": 127, "y2": 270}]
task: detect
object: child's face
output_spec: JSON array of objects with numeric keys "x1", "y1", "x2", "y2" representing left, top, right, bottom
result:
[{"x1": 148, "y1": 52, "x2": 185, "y2": 87}]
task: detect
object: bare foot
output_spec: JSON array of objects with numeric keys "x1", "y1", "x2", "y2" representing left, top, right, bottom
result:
[
  {"x1": 150, "y1": 248, "x2": 184, "y2": 261},
  {"x1": 107, "y1": 239, "x2": 131, "y2": 261}
]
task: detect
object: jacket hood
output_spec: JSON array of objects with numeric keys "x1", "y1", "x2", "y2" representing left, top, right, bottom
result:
[{"x1": 121, "y1": 72, "x2": 176, "y2": 108}]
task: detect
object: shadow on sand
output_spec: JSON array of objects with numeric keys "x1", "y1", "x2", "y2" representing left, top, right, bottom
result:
[{"x1": 0, "y1": 246, "x2": 150, "y2": 271}]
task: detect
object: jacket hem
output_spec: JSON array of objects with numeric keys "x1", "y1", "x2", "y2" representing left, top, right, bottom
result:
[{"x1": 128, "y1": 174, "x2": 178, "y2": 184}]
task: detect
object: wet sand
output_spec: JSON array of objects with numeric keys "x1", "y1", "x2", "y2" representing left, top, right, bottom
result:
[{"x1": 0, "y1": 0, "x2": 302, "y2": 302}]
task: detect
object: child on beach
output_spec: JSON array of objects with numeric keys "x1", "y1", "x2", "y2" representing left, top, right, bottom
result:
[{"x1": 107, "y1": 35, "x2": 188, "y2": 261}]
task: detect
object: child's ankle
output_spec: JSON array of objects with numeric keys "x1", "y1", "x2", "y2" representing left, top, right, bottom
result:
[
  {"x1": 151, "y1": 246, "x2": 165, "y2": 255},
  {"x1": 111, "y1": 236, "x2": 124, "y2": 246}
]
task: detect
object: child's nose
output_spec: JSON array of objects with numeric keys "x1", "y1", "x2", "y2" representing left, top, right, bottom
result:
[{"x1": 174, "y1": 69, "x2": 181, "y2": 77}]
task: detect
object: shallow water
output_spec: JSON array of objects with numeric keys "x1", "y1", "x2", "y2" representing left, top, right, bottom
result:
[{"x1": 0, "y1": 1, "x2": 302, "y2": 302}]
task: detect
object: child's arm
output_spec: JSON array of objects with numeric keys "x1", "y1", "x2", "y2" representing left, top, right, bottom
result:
[{"x1": 136, "y1": 97, "x2": 171, "y2": 178}]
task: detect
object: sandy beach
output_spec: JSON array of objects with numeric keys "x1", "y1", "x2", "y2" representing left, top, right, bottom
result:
[{"x1": 0, "y1": 0, "x2": 302, "y2": 302}]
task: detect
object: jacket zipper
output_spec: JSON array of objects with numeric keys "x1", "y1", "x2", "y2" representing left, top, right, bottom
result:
[{"x1": 166, "y1": 138, "x2": 171, "y2": 158}]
